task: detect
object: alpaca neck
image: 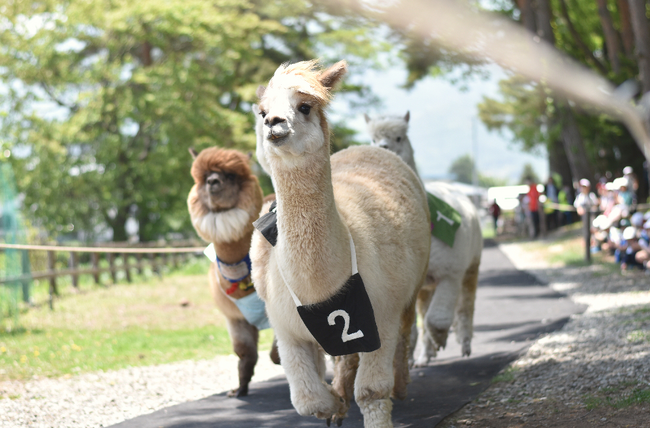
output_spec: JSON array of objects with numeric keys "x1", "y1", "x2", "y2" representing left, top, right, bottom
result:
[
  {"x1": 404, "y1": 138, "x2": 419, "y2": 176},
  {"x1": 271, "y1": 148, "x2": 351, "y2": 304},
  {"x1": 212, "y1": 230, "x2": 252, "y2": 264}
]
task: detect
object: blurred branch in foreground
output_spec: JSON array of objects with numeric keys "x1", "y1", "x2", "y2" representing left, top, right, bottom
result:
[{"x1": 337, "y1": 0, "x2": 650, "y2": 160}]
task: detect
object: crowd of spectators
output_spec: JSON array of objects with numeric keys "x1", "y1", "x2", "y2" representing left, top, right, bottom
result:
[
  {"x1": 510, "y1": 166, "x2": 647, "y2": 273},
  {"x1": 578, "y1": 166, "x2": 650, "y2": 273}
]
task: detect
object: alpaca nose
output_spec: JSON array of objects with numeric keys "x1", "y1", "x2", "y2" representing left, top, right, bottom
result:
[
  {"x1": 265, "y1": 115, "x2": 286, "y2": 127},
  {"x1": 206, "y1": 176, "x2": 222, "y2": 187}
]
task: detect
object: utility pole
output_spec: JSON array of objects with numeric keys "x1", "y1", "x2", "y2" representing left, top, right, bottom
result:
[{"x1": 472, "y1": 117, "x2": 480, "y2": 207}]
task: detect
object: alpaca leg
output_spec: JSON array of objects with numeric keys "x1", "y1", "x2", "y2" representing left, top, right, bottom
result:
[
  {"x1": 226, "y1": 318, "x2": 259, "y2": 397},
  {"x1": 413, "y1": 287, "x2": 436, "y2": 367},
  {"x1": 269, "y1": 335, "x2": 281, "y2": 365},
  {"x1": 279, "y1": 338, "x2": 345, "y2": 420},
  {"x1": 425, "y1": 276, "x2": 462, "y2": 350},
  {"x1": 393, "y1": 301, "x2": 416, "y2": 400},
  {"x1": 356, "y1": 329, "x2": 399, "y2": 428},
  {"x1": 332, "y1": 354, "x2": 358, "y2": 423},
  {"x1": 455, "y1": 262, "x2": 480, "y2": 357}
]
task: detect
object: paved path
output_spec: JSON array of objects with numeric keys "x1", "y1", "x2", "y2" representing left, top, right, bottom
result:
[{"x1": 111, "y1": 241, "x2": 585, "y2": 428}]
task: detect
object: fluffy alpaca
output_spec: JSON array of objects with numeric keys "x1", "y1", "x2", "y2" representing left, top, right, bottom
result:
[
  {"x1": 187, "y1": 147, "x2": 278, "y2": 397},
  {"x1": 250, "y1": 60, "x2": 431, "y2": 427},
  {"x1": 365, "y1": 112, "x2": 483, "y2": 363}
]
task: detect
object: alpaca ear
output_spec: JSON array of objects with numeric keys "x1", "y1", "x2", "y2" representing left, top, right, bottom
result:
[
  {"x1": 252, "y1": 104, "x2": 260, "y2": 115},
  {"x1": 188, "y1": 147, "x2": 198, "y2": 159},
  {"x1": 256, "y1": 85, "x2": 266, "y2": 99},
  {"x1": 404, "y1": 111, "x2": 410, "y2": 123},
  {"x1": 319, "y1": 60, "x2": 347, "y2": 90},
  {"x1": 364, "y1": 113, "x2": 371, "y2": 124}
]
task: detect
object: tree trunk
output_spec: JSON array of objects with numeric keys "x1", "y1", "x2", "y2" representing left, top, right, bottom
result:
[
  {"x1": 108, "y1": 208, "x2": 129, "y2": 242},
  {"x1": 559, "y1": 103, "x2": 593, "y2": 182},
  {"x1": 548, "y1": 137, "x2": 574, "y2": 190},
  {"x1": 617, "y1": 0, "x2": 635, "y2": 57},
  {"x1": 629, "y1": 0, "x2": 650, "y2": 94},
  {"x1": 536, "y1": 0, "x2": 555, "y2": 43},
  {"x1": 517, "y1": 0, "x2": 538, "y2": 32},
  {"x1": 596, "y1": 0, "x2": 622, "y2": 73}
]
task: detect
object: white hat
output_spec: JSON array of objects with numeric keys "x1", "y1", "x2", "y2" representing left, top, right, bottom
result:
[
  {"x1": 623, "y1": 226, "x2": 637, "y2": 240},
  {"x1": 644, "y1": 219, "x2": 650, "y2": 229},
  {"x1": 623, "y1": 166, "x2": 633, "y2": 175},
  {"x1": 592, "y1": 215, "x2": 611, "y2": 230},
  {"x1": 613, "y1": 177, "x2": 627, "y2": 189},
  {"x1": 605, "y1": 182, "x2": 616, "y2": 191},
  {"x1": 579, "y1": 178, "x2": 590, "y2": 187},
  {"x1": 644, "y1": 211, "x2": 650, "y2": 220},
  {"x1": 631, "y1": 212, "x2": 645, "y2": 227}
]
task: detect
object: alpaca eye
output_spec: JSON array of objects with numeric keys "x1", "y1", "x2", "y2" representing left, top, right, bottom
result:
[
  {"x1": 259, "y1": 110, "x2": 267, "y2": 118},
  {"x1": 225, "y1": 173, "x2": 236, "y2": 181},
  {"x1": 396, "y1": 137, "x2": 401, "y2": 142},
  {"x1": 298, "y1": 104, "x2": 311, "y2": 115}
]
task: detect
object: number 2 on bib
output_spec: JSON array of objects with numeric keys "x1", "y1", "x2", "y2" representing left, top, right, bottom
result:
[{"x1": 328, "y1": 309, "x2": 365, "y2": 343}]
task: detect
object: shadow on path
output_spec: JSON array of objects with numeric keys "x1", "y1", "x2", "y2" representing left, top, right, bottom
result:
[{"x1": 110, "y1": 240, "x2": 586, "y2": 428}]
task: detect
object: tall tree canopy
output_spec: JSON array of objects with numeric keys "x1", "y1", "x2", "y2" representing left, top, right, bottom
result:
[
  {"x1": 0, "y1": 0, "x2": 385, "y2": 241},
  {"x1": 477, "y1": 0, "x2": 648, "y2": 198}
]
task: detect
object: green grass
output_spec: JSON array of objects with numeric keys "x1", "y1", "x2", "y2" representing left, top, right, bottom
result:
[
  {"x1": 0, "y1": 258, "x2": 275, "y2": 381},
  {"x1": 584, "y1": 387, "x2": 650, "y2": 410},
  {"x1": 491, "y1": 365, "x2": 518, "y2": 383}
]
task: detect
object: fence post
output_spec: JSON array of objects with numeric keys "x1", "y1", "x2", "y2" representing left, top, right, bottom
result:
[
  {"x1": 583, "y1": 205, "x2": 592, "y2": 263},
  {"x1": 108, "y1": 253, "x2": 117, "y2": 284},
  {"x1": 69, "y1": 252, "x2": 79, "y2": 289},
  {"x1": 21, "y1": 249, "x2": 30, "y2": 303},
  {"x1": 123, "y1": 253, "x2": 132, "y2": 283},
  {"x1": 136, "y1": 253, "x2": 144, "y2": 275},
  {"x1": 47, "y1": 250, "x2": 57, "y2": 310},
  {"x1": 92, "y1": 252, "x2": 101, "y2": 285}
]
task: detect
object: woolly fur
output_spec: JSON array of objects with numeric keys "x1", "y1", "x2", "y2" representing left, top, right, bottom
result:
[
  {"x1": 187, "y1": 147, "x2": 265, "y2": 397},
  {"x1": 250, "y1": 60, "x2": 431, "y2": 427},
  {"x1": 365, "y1": 113, "x2": 483, "y2": 364}
]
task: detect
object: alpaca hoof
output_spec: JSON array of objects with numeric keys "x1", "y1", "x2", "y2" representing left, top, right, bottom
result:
[
  {"x1": 412, "y1": 356, "x2": 430, "y2": 368},
  {"x1": 336, "y1": 416, "x2": 344, "y2": 426},
  {"x1": 228, "y1": 385, "x2": 248, "y2": 398},
  {"x1": 431, "y1": 327, "x2": 449, "y2": 349},
  {"x1": 326, "y1": 417, "x2": 331, "y2": 427},
  {"x1": 462, "y1": 339, "x2": 471, "y2": 357}
]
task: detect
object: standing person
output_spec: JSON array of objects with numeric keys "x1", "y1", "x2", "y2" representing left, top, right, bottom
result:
[
  {"x1": 489, "y1": 199, "x2": 501, "y2": 235},
  {"x1": 622, "y1": 166, "x2": 638, "y2": 199},
  {"x1": 544, "y1": 176, "x2": 559, "y2": 230},
  {"x1": 526, "y1": 177, "x2": 540, "y2": 238},
  {"x1": 574, "y1": 178, "x2": 599, "y2": 216}
]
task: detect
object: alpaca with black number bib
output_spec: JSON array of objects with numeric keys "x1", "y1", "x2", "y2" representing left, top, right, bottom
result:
[{"x1": 250, "y1": 60, "x2": 430, "y2": 428}]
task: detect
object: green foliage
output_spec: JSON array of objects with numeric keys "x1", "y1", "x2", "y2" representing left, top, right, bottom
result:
[
  {"x1": 0, "y1": 0, "x2": 385, "y2": 242},
  {"x1": 478, "y1": 0, "x2": 647, "y2": 192},
  {"x1": 448, "y1": 154, "x2": 475, "y2": 184},
  {"x1": 448, "y1": 153, "x2": 509, "y2": 187},
  {"x1": 518, "y1": 163, "x2": 541, "y2": 185}
]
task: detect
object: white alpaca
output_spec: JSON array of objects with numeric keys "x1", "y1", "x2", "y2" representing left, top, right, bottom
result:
[
  {"x1": 250, "y1": 61, "x2": 430, "y2": 427},
  {"x1": 365, "y1": 112, "x2": 483, "y2": 364}
]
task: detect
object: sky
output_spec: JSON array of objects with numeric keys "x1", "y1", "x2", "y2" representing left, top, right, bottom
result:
[{"x1": 330, "y1": 64, "x2": 549, "y2": 184}]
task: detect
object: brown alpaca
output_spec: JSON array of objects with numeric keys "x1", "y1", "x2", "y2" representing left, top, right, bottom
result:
[{"x1": 187, "y1": 147, "x2": 277, "y2": 398}]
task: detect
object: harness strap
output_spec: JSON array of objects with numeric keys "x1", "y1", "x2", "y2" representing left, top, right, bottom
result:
[{"x1": 278, "y1": 232, "x2": 357, "y2": 307}]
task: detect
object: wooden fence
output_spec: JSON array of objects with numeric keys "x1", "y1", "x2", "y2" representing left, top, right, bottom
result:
[{"x1": 0, "y1": 241, "x2": 205, "y2": 310}]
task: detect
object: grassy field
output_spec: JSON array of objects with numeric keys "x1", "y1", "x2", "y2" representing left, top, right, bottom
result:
[{"x1": 0, "y1": 257, "x2": 274, "y2": 381}]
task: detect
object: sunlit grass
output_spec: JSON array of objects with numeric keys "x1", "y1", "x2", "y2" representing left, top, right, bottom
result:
[{"x1": 0, "y1": 257, "x2": 275, "y2": 381}]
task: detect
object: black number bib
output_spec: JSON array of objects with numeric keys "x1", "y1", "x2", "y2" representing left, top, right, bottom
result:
[{"x1": 253, "y1": 202, "x2": 381, "y2": 356}]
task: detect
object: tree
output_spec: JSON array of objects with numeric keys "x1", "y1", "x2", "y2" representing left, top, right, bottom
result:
[
  {"x1": 478, "y1": 0, "x2": 648, "y2": 199},
  {"x1": 518, "y1": 163, "x2": 540, "y2": 185},
  {"x1": 448, "y1": 154, "x2": 475, "y2": 184},
  {"x1": 0, "y1": 0, "x2": 385, "y2": 242}
]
